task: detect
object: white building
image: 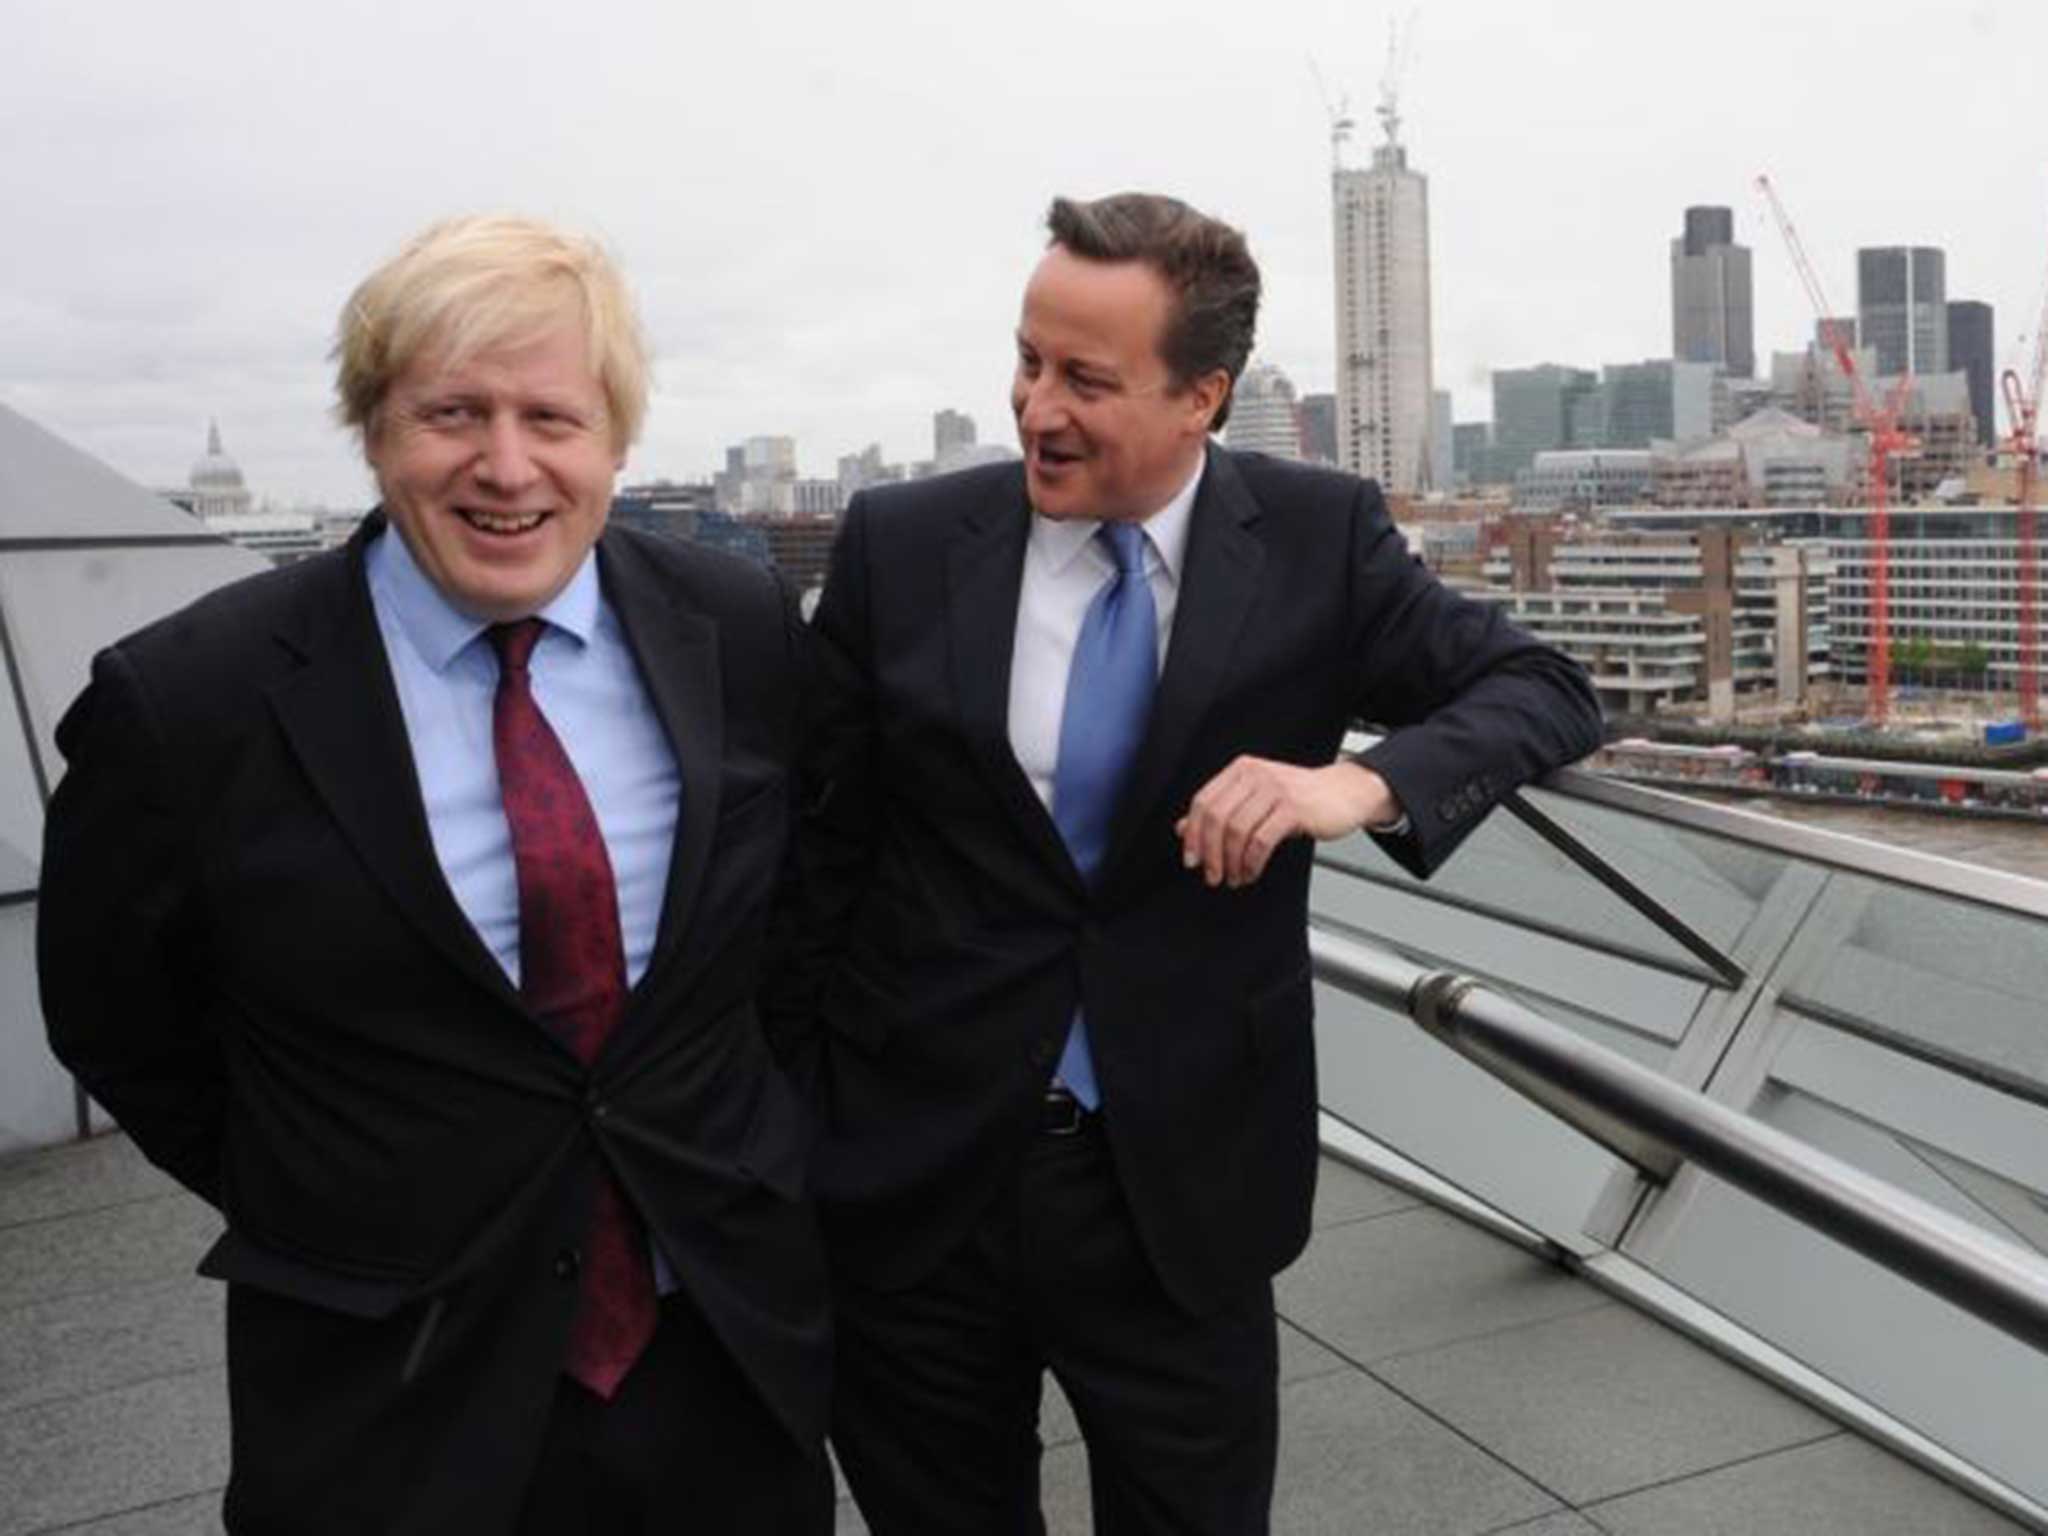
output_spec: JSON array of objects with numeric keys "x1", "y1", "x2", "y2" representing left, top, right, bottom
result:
[
  {"x1": 187, "y1": 420, "x2": 251, "y2": 520},
  {"x1": 168, "y1": 423, "x2": 325, "y2": 565},
  {"x1": 1332, "y1": 97, "x2": 1433, "y2": 493},
  {"x1": 1223, "y1": 360, "x2": 1302, "y2": 460}
]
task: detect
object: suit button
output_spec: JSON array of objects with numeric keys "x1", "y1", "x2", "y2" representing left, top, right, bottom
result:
[
  {"x1": 590, "y1": 1101, "x2": 611, "y2": 1123},
  {"x1": 553, "y1": 1248, "x2": 581, "y2": 1282}
]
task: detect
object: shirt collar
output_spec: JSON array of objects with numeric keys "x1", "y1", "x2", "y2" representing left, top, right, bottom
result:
[
  {"x1": 366, "y1": 520, "x2": 603, "y2": 673},
  {"x1": 1029, "y1": 451, "x2": 1206, "y2": 580}
]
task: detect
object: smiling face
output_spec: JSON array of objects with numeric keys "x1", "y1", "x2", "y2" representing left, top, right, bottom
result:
[
  {"x1": 366, "y1": 319, "x2": 622, "y2": 621},
  {"x1": 1011, "y1": 246, "x2": 1226, "y2": 524}
]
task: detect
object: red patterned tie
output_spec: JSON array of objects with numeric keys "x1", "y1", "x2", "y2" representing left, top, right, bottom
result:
[{"x1": 490, "y1": 618, "x2": 657, "y2": 1401}]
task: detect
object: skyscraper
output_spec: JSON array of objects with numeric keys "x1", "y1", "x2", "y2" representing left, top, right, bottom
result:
[
  {"x1": 933, "y1": 408, "x2": 976, "y2": 459},
  {"x1": 1298, "y1": 393, "x2": 1338, "y2": 464},
  {"x1": 1670, "y1": 206, "x2": 1755, "y2": 378},
  {"x1": 1858, "y1": 247, "x2": 1948, "y2": 378},
  {"x1": 1945, "y1": 300, "x2": 1996, "y2": 447},
  {"x1": 1491, "y1": 364, "x2": 1599, "y2": 477},
  {"x1": 1223, "y1": 361, "x2": 1303, "y2": 460},
  {"x1": 1332, "y1": 92, "x2": 1433, "y2": 492}
]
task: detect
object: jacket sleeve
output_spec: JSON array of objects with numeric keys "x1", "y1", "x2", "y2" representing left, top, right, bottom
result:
[
  {"x1": 1340, "y1": 481, "x2": 1605, "y2": 877},
  {"x1": 38, "y1": 645, "x2": 224, "y2": 1205}
]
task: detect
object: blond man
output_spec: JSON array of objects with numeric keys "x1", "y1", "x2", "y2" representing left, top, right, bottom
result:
[{"x1": 40, "y1": 216, "x2": 832, "y2": 1534}]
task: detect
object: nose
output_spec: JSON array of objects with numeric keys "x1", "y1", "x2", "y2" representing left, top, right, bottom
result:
[
  {"x1": 1013, "y1": 368, "x2": 1069, "y2": 438},
  {"x1": 474, "y1": 411, "x2": 539, "y2": 492}
]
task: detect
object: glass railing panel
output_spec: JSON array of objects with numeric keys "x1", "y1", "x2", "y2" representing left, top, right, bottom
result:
[
  {"x1": 1638, "y1": 1035, "x2": 2048, "y2": 1509},
  {"x1": 1313, "y1": 768, "x2": 2048, "y2": 1511},
  {"x1": 1311, "y1": 820, "x2": 1710, "y2": 1249},
  {"x1": 1767, "y1": 874, "x2": 2048, "y2": 1097},
  {"x1": 1319, "y1": 794, "x2": 1743, "y2": 982},
  {"x1": 0, "y1": 544, "x2": 265, "y2": 787}
]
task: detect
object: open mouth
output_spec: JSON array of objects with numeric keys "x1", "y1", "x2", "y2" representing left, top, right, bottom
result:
[
  {"x1": 1032, "y1": 444, "x2": 1084, "y2": 472},
  {"x1": 457, "y1": 507, "x2": 550, "y2": 536}
]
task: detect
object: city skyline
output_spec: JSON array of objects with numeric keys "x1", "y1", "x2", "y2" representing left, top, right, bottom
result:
[{"x1": 5, "y1": 0, "x2": 2046, "y2": 505}]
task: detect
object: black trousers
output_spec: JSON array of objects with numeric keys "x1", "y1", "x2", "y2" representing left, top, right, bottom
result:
[
  {"x1": 831, "y1": 1120, "x2": 1279, "y2": 1535},
  {"x1": 515, "y1": 1290, "x2": 833, "y2": 1535}
]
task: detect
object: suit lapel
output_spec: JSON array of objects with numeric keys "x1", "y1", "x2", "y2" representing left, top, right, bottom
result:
[
  {"x1": 266, "y1": 520, "x2": 527, "y2": 1017},
  {"x1": 1104, "y1": 447, "x2": 1266, "y2": 877},
  {"x1": 599, "y1": 532, "x2": 722, "y2": 1013},
  {"x1": 944, "y1": 474, "x2": 1084, "y2": 890}
]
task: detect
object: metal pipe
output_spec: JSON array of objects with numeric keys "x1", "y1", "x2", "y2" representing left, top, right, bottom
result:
[{"x1": 1311, "y1": 931, "x2": 2048, "y2": 1357}]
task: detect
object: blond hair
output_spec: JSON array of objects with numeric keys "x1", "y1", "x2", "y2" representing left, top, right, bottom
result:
[{"x1": 333, "y1": 215, "x2": 649, "y2": 452}]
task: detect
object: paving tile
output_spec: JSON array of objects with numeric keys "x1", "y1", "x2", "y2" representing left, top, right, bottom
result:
[
  {"x1": 1479, "y1": 1515, "x2": 1604, "y2": 1536},
  {"x1": 0, "y1": 1195, "x2": 220, "y2": 1315},
  {"x1": 1586, "y1": 1432, "x2": 2030, "y2": 1535},
  {"x1": 0, "y1": 1277, "x2": 221, "y2": 1415},
  {"x1": 1268, "y1": 1370, "x2": 1558, "y2": 1534},
  {"x1": 1312, "y1": 1159, "x2": 1423, "y2": 1228},
  {"x1": 0, "y1": 1368, "x2": 228, "y2": 1536},
  {"x1": 1276, "y1": 1206, "x2": 1602, "y2": 1367},
  {"x1": 45, "y1": 1490, "x2": 223, "y2": 1534},
  {"x1": 0, "y1": 1137, "x2": 173, "y2": 1231},
  {"x1": 1375, "y1": 1305, "x2": 1835, "y2": 1505},
  {"x1": 1040, "y1": 1438, "x2": 1093, "y2": 1533},
  {"x1": 1278, "y1": 1317, "x2": 1350, "y2": 1385}
]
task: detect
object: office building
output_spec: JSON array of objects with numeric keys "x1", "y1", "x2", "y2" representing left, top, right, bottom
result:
[
  {"x1": 1451, "y1": 422, "x2": 1493, "y2": 488},
  {"x1": 1946, "y1": 300, "x2": 1997, "y2": 448},
  {"x1": 1858, "y1": 246, "x2": 1948, "y2": 379},
  {"x1": 1224, "y1": 360, "x2": 1303, "y2": 460},
  {"x1": 1481, "y1": 522, "x2": 1833, "y2": 719},
  {"x1": 1430, "y1": 389, "x2": 1455, "y2": 492},
  {"x1": 1491, "y1": 365, "x2": 1599, "y2": 478},
  {"x1": 1599, "y1": 359, "x2": 1716, "y2": 447},
  {"x1": 1670, "y1": 206, "x2": 1755, "y2": 377},
  {"x1": 1514, "y1": 449, "x2": 1654, "y2": 512},
  {"x1": 1332, "y1": 102, "x2": 1433, "y2": 491},
  {"x1": 933, "y1": 408, "x2": 976, "y2": 461},
  {"x1": 1298, "y1": 392, "x2": 1338, "y2": 464},
  {"x1": 611, "y1": 480, "x2": 714, "y2": 543}
]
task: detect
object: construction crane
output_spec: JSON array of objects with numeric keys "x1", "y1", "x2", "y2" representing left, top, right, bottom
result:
[
  {"x1": 1998, "y1": 259, "x2": 2048, "y2": 733},
  {"x1": 1377, "y1": 13, "x2": 1418, "y2": 148},
  {"x1": 1756, "y1": 173, "x2": 1918, "y2": 729},
  {"x1": 1306, "y1": 58, "x2": 1355, "y2": 170}
]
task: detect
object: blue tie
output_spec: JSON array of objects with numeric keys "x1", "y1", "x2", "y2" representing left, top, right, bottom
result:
[{"x1": 1049, "y1": 522, "x2": 1158, "y2": 1109}]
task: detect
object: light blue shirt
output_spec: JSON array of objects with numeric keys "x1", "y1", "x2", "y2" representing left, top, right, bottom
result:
[
  {"x1": 367, "y1": 528, "x2": 683, "y2": 1291},
  {"x1": 366, "y1": 528, "x2": 679, "y2": 991}
]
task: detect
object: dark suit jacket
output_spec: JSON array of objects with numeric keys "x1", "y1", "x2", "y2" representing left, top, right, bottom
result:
[
  {"x1": 39, "y1": 517, "x2": 829, "y2": 1536},
  {"x1": 774, "y1": 448, "x2": 1602, "y2": 1316}
]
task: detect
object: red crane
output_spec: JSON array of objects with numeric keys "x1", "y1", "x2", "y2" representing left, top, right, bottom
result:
[
  {"x1": 1999, "y1": 268, "x2": 2047, "y2": 733},
  {"x1": 1757, "y1": 174, "x2": 1916, "y2": 729}
]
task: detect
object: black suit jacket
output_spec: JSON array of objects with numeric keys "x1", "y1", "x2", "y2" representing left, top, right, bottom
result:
[
  {"x1": 775, "y1": 448, "x2": 1602, "y2": 1316},
  {"x1": 39, "y1": 518, "x2": 828, "y2": 1535}
]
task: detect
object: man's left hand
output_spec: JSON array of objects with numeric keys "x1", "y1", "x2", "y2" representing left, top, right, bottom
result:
[{"x1": 1174, "y1": 758, "x2": 1400, "y2": 889}]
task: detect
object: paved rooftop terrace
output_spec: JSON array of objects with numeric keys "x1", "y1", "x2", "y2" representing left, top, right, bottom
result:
[{"x1": 0, "y1": 1135, "x2": 2024, "y2": 1535}]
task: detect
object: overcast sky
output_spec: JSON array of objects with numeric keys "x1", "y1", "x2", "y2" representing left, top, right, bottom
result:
[{"x1": 5, "y1": 0, "x2": 2046, "y2": 506}]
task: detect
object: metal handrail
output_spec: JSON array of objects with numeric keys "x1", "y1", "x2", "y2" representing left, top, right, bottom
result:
[{"x1": 1309, "y1": 925, "x2": 2048, "y2": 1357}]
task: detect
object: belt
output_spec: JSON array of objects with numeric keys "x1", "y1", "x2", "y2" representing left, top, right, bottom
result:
[{"x1": 1040, "y1": 1086, "x2": 1097, "y2": 1137}]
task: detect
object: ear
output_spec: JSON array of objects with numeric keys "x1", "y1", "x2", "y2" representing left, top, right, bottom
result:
[{"x1": 1184, "y1": 369, "x2": 1231, "y2": 435}]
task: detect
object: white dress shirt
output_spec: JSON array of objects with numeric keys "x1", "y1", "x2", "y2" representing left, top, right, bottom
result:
[{"x1": 1007, "y1": 456, "x2": 1204, "y2": 809}]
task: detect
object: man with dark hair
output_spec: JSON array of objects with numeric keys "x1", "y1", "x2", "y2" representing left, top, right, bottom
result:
[{"x1": 779, "y1": 191, "x2": 1602, "y2": 1534}]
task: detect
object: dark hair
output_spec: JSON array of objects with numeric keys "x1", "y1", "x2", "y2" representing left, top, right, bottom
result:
[{"x1": 1045, "y1": 193, "x2": 1260, "y2": 430}]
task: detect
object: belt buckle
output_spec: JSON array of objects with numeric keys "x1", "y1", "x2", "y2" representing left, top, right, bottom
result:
[{"x1": 1041, "y1": 1088, "x2": 1087, "y2": 1137}]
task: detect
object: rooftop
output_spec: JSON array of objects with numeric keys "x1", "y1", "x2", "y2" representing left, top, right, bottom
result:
[{"x1": 0, "y1": 1135, "x2": 2022, "y2": 1536}]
